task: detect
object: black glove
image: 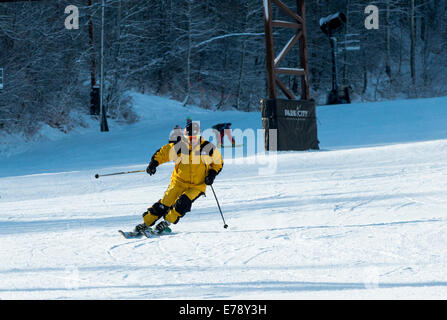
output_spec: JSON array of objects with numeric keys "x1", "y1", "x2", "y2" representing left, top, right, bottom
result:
[
  {"x1": 205, "y1": 170, "x2": 217, "y2": 185},
  {"x1": 146, "y1": 160, "x2": 158, "y2": 175}
]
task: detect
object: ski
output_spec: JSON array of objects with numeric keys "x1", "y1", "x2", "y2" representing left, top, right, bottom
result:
[
  {"x1": 118, "y1": 227, "x2": 172, "y2": 239},
  {"x1": 118, "y1": 230, "x2": 143, "y2": 239},
  {"x1": 141, "y1": 226, "x2": 172, "y2": 238}
]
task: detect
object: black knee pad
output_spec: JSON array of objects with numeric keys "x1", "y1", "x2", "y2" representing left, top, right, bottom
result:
[
  {"x1": 143, "y1": 200, "x2": 169, "y2": 218},
  {"x1": 174, "y1": 194, "x2": 192, "y2": 217}
]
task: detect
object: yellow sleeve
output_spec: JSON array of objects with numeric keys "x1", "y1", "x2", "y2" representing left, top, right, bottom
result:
[
  {"x1": 209, "y1": 145, "x2": 223, "y2": 174},
  {"x1": 151, "y1": 143, "x2": 177, "y2": 165}
]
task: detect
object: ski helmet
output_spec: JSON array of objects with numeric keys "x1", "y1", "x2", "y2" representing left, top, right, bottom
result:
[{"x1": 184, "y1": 121, "x2": 200, "y2": 137}]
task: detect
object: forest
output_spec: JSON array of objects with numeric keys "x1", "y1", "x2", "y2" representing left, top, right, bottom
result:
[{"x1": 0, "y1": 0, "x2": 446, "y2": 136}]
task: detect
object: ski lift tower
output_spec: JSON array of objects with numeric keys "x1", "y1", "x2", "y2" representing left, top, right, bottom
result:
[
  {"x1": 261, "y1": 0, "x2": 319, "y2": 151},
  {"x1": 319, "y1": 12, "x2": 350, "y2": 105}
]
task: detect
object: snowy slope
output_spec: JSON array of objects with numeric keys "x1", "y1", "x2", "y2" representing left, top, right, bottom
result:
[{"x1": 0, "y1": 93, "x2": 447, "y2": 299}]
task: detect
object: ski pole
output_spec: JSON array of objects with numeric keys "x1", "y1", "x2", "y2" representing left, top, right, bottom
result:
[
  {"x1": 94, "y1": 169, "x2": 145, "y2": 179},
  {"x1": 210, "y1": 185, "x2": 228, "y2": 229}
]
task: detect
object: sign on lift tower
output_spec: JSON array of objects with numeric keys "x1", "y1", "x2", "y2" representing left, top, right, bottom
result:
[{"x1": 261, "y1": 0, "x2": 319, "y2": 151}]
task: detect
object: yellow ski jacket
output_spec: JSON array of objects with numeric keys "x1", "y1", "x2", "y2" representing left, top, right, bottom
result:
[{"x1": 151, "y1": 138, "x2": 223, "y2": 192}]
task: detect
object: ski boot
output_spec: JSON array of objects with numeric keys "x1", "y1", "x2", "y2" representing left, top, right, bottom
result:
[
  {"x1": 118, "y1": 223, "x2": 148, "y2": 239},
  {"x1": 134, "y1": 223, "x2": 148, "y2": 234},
  {"x1": 154, "y1": 220, "x2": 172, "y2": 235}
]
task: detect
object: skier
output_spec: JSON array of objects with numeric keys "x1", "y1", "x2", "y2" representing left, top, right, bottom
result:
[
  {"x1": 212, "y1": 122, "x2": 235, "y2": 148},
  {"x1": 132, "y1": 121, "x2": 224, "y2": 236}
]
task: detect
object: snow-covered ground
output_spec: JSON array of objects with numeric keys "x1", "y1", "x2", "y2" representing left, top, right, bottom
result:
[{"x1": 0, "y1": 93, "x2": 446, "y2": 299}]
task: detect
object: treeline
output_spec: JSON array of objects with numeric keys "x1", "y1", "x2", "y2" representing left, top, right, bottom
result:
[{"x1": 0, "y1": 0, "x2": 446, "y2": 136}]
